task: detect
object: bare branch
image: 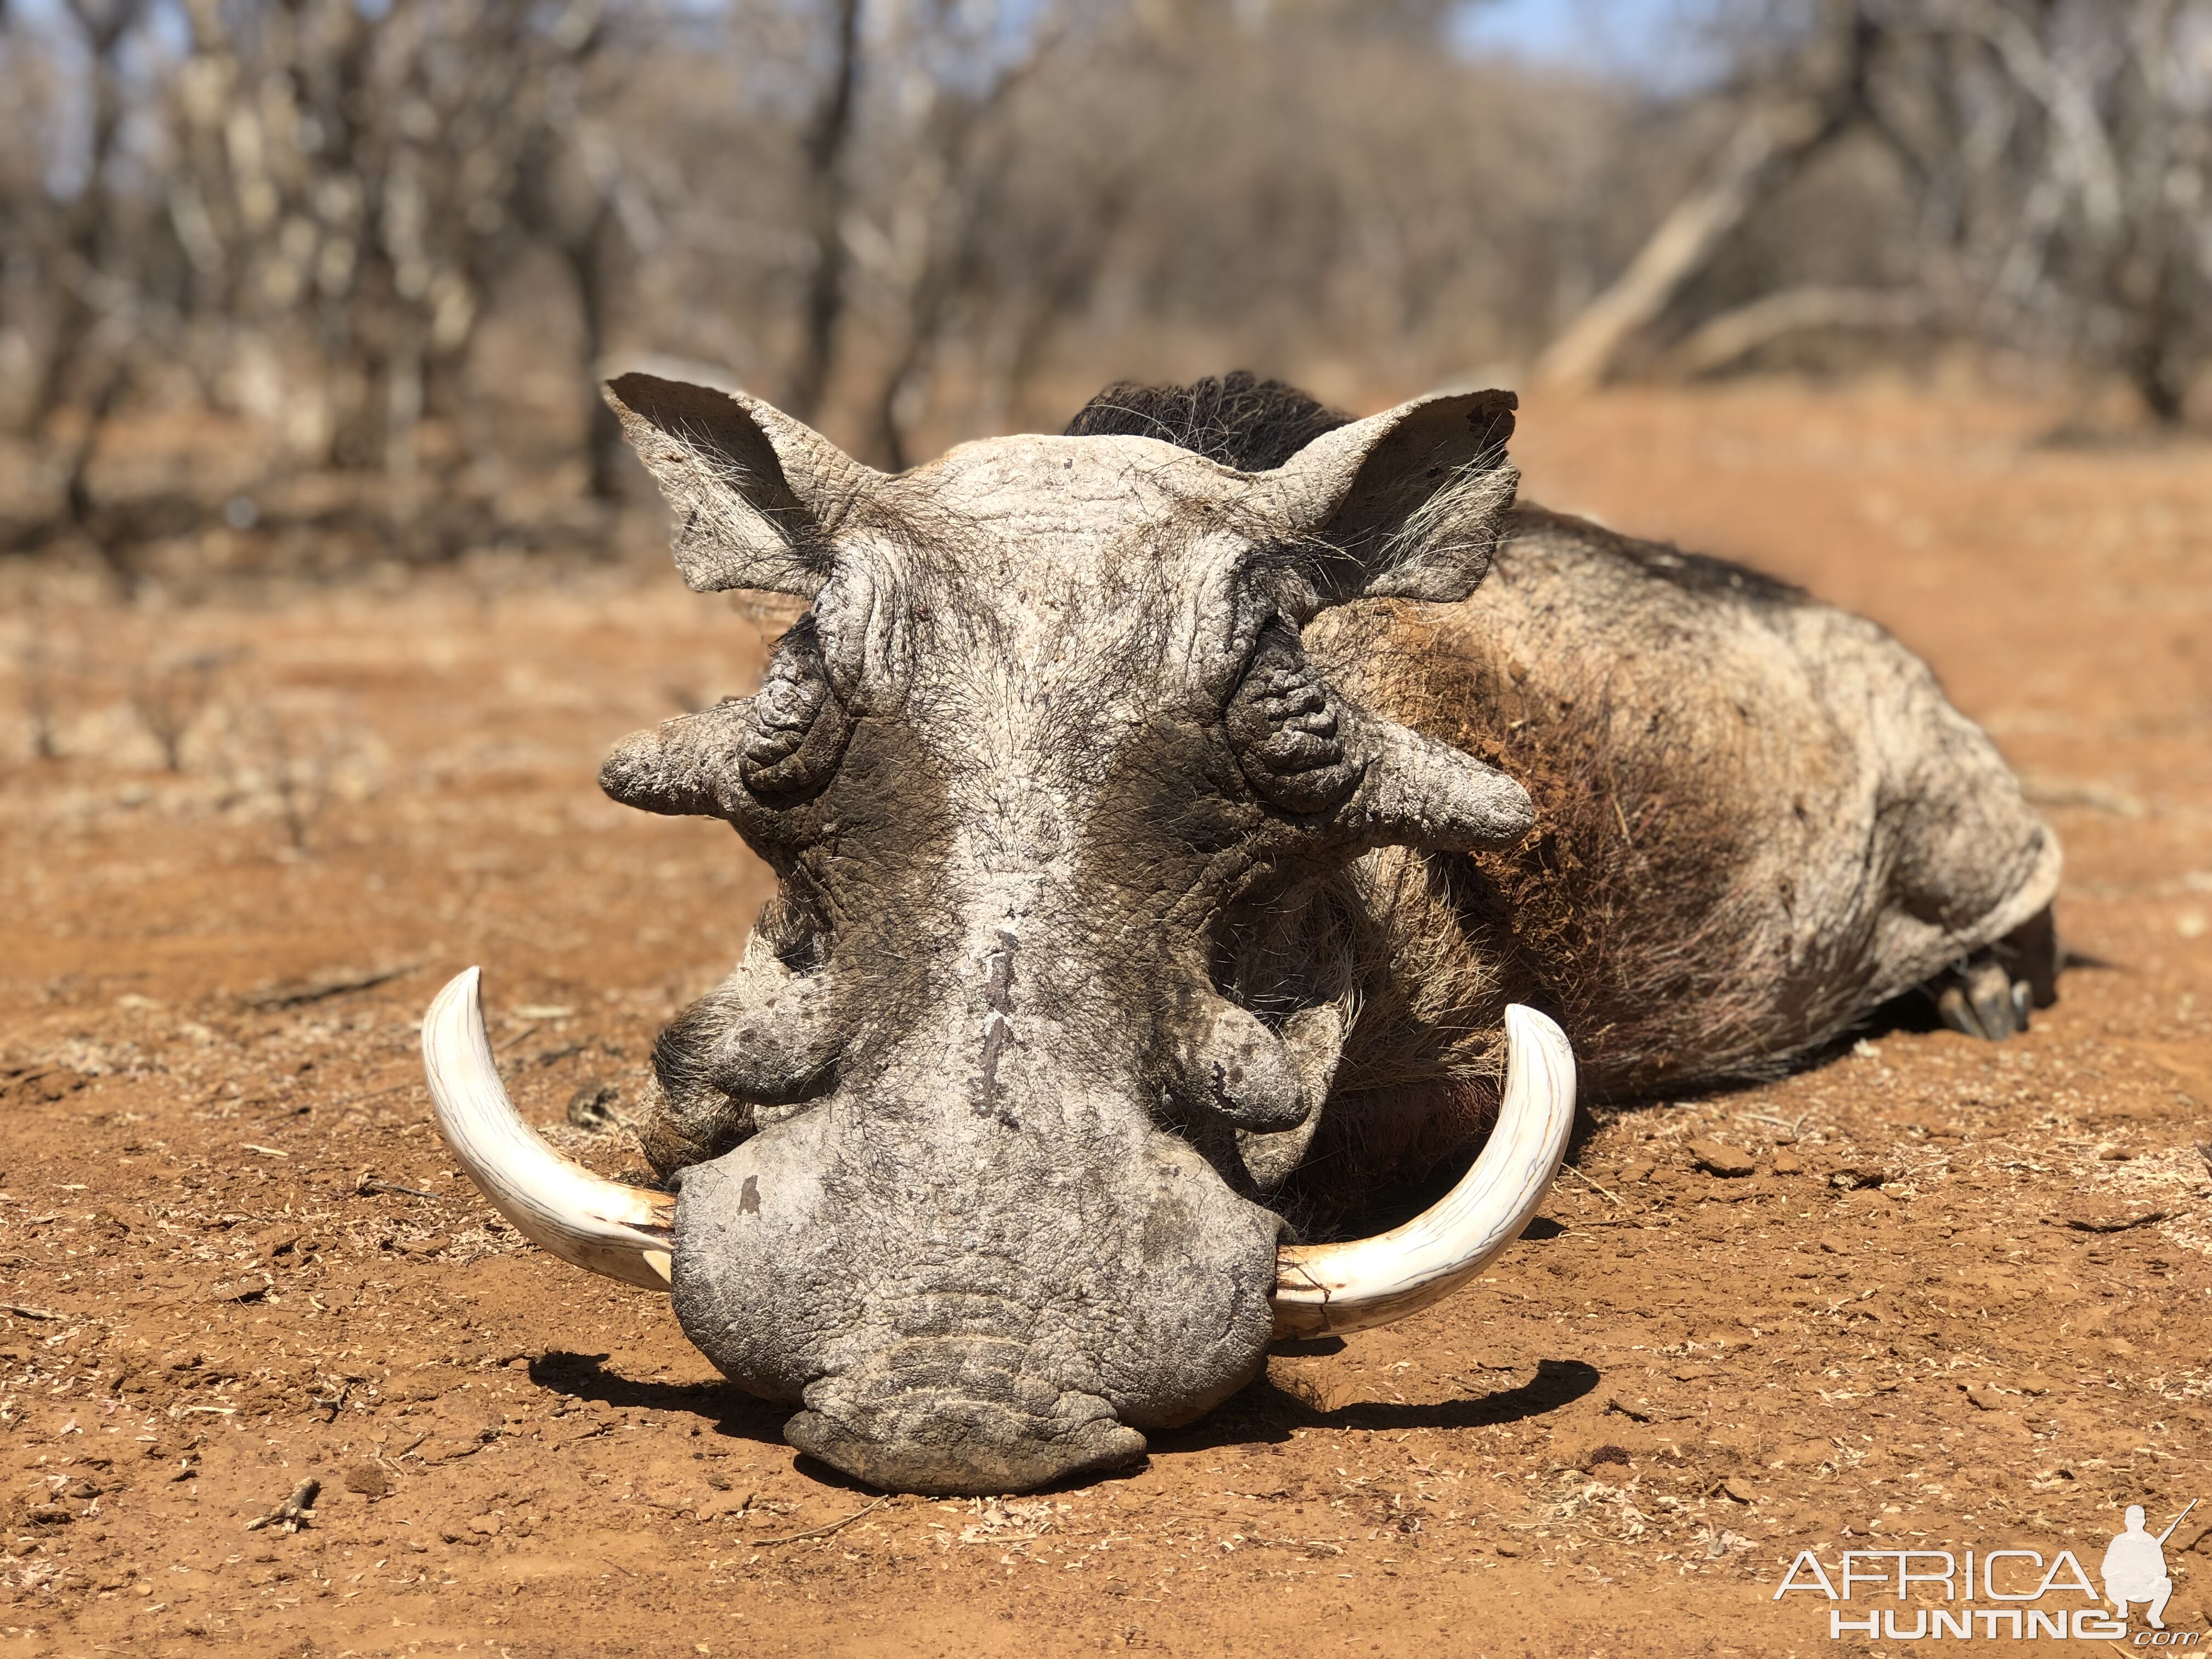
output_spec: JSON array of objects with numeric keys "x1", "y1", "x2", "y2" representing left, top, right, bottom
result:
[
  {"x1": 1668, "y1": 286, "x2": 1935, "y2": 376},
  {"x1": 1533, "y1": 94, "x2": 1855, "y2": 392}
]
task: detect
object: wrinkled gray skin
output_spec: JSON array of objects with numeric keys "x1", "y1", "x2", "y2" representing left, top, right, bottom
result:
[{"x1": 591, "y1": 374, "x2": 2057, "y2": 1495}]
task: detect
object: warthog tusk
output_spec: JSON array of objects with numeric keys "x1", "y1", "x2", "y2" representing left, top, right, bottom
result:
[
  {"x1": 421, "y1": 968, "x2": 675, "y2": 1291},
  {"x1": 1271, "y1": 1003, "x2": 1575, "y2": 1338}
]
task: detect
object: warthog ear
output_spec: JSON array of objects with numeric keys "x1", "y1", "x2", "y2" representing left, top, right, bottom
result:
[
  {"x1": 1268, "y1": 390, "x2": 1518, "y2": 606},
  {"x1": 602, "y1": 374, "x2": 880, "y2": 598}
]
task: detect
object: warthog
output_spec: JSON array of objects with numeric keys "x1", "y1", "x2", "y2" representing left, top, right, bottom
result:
[{"x1": 422, "y1": 372, "x2": 2059, "y2": 1494}]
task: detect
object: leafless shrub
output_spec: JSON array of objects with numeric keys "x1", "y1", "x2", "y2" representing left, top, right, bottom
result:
[
  {"x1": 129, "y1": 652, "x2": 224, "y2": 772},
  {"x1": 211, "y1": 690, "x2": 379, "y2": 854},
  {"x1": 19, "y1": 634, "x2": 62, "y2": 761},
  {"x1": 260, "y1": 713, "x2": 326, "y2": 854}
]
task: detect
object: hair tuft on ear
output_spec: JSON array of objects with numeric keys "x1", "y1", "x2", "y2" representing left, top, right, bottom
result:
[
  {"x1": 1269, "y1": 389, "x2": 1519, "y2": 608},
  {"x1": 1372, "y1": 445, "x2": 1520, "y2": 604}
]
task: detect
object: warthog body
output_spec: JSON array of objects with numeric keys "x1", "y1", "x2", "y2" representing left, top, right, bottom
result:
[{"x1": 433, "y1": 372, "x2": 2058, "y2": 1495}]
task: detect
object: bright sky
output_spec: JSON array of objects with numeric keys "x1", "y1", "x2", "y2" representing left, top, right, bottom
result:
[{"x1": 1453, "y1": 0, "x2": 1728, "y2": 88}]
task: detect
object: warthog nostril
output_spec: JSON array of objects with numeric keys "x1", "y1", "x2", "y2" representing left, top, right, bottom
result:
[{"x1": 785, "y1": 1381, "x2": 1147, "y2": 1496}]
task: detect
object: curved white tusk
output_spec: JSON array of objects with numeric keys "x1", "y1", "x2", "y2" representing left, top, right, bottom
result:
[
  {"x1": 1271, "y1": 1003, "x2": 1575, "y2": 1338},
  {"x1": 421, "y1": 967, "x2": 676, "y2": 1291}
]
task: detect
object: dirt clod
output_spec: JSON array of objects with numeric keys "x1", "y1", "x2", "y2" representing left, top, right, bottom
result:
[
  {"x1": 1826, "y1": 1163, "x2": 1886, "y2": 1189},
  {"x1": 1686, "y1": 1139, "x2": 1754, "y2": 1177}
]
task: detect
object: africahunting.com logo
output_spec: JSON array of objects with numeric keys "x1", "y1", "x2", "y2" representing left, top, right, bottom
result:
[{"x1": 1773, "y1": 1501, "x2": 2200, "y2": 1644}]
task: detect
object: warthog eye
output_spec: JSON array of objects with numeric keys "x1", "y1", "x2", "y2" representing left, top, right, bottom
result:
[
  {"x1": 1225, "y1": 623, "x2": 1362, "y2": 815},
  {"x1": 741, "y1": 622, "x2": 853, "y2": 800}
]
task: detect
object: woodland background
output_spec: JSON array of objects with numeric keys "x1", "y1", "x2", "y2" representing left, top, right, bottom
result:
[{"x1": 1, "y1": 0, "x2": 2209, "y2": 584}]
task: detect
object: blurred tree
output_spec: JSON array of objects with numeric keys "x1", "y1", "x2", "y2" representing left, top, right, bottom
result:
[
  {"x1": 1534, "y1": 0, "x2": 1873, "y2": 391},
  {"x1": 784, "y1": 0, "x2": 862, "y2": 425},
  {"x1": 32, "y1": 0, "x2": 149, "y2": 426},
  {"x1": 841, "y1": 0, "x2": 1080, "y2": 468},
  {"x1": 161, "y1": 0, "x2": 619, "y2": 486},
  {"x1": 1538, "y1": 0, "x2": 2212, "y2": 421},
  {"x1": 2, "y1": 0, "x2": 631, "y2": 564}
]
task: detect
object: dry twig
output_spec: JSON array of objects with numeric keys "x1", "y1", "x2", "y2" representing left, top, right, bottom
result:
[
  {"x1": 1560, "y1": 1165, "x2": 1623, "y2": 1206},
  {"x1": 752, "y1": 1495, "x2": 890, "y2": 1545}
]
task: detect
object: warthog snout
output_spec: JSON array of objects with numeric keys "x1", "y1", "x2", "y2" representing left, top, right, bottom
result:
[
  {"x1": 785, "y1": 1339, "x2": 1148, "y2": 1496},
  {"x1": 664, "y1": 1033, "x2": 1283, "y2": 1493}
]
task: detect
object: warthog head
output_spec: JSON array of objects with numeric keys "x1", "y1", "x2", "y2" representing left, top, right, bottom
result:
[{"x1": 421, "y1": 375, "x2": 1577, "y2": 1493}]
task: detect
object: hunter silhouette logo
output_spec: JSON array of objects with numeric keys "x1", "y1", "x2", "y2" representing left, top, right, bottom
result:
[
  {"x1": 1773, "y1": 1500, "x2": 2204, "y2": 1643},
  {"x1": 2104, "y1": 1501, "x2": 2196, "y2": 1630}
]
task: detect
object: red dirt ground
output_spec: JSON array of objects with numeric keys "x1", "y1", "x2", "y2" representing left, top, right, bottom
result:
[{"x1": 2, "y1": 384, "x2": 2209, "y2": 1658}]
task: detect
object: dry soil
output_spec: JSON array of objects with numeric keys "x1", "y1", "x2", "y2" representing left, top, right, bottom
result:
[{"x1": 2, "y1": 385, "x2": 2210, "y2": 1658}]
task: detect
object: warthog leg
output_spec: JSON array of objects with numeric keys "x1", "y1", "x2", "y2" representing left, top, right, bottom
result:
[{"x1": 1924, "y1": 904, "x2": 2058, "y2": 1041}]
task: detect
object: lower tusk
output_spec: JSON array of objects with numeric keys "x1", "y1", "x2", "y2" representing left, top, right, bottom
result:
[
  {"x1": 421, "y1": 967, "x2": 675, "y2": 1291},
  {"x1": 1271, "y1": 1003, "x2": 1575, "y2": 1338}
]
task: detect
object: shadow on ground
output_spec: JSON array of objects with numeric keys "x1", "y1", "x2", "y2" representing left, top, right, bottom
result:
[
  {"x1": 528, "y1": 1349, "x2": 787, "y2": 1446},
  {"x1": 526, "y1": 1348, "x2": 1602, "y2": 1482},
  {"x1": 1164, "y1": 1356, "x2": 1603, "y2": 1455}
]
